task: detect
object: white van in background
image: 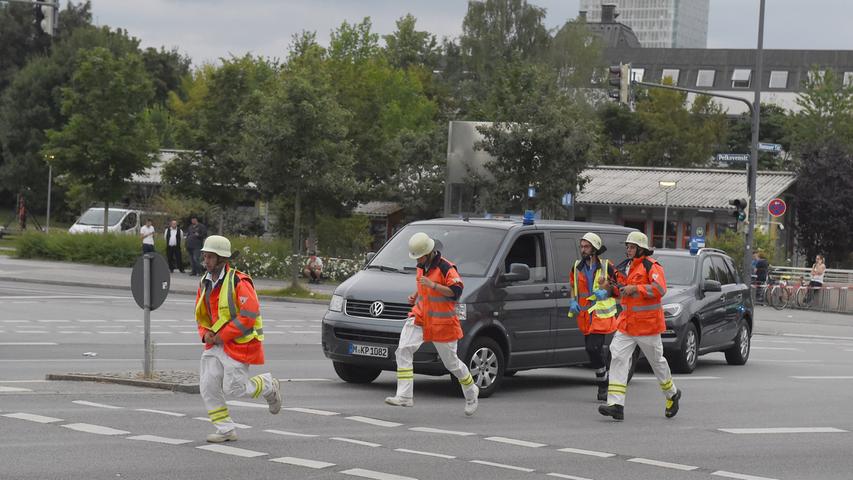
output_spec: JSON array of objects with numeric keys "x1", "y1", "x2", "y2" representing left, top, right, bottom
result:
[{"x1": 68, "y1": 208, "x2": 143, "y2": 234}]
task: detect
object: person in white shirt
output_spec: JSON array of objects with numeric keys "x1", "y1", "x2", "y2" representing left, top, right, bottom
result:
[
  {"x1": 164, "y1": 219, "x2": 184, "y2": 273},
  {"x1": 140, "y1": 219, "x2": 155, "y2": 254},
  {"x1": 303, "y1": 252, "x2": 324, "y2": 284}
]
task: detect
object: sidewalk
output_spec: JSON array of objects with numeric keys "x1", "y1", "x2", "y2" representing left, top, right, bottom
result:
[{"x1": 0, "y1": 256, "x2": 337, "y2": 304}]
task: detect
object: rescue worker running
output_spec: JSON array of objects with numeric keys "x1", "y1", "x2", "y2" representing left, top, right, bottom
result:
[
  {"x1": 195, "y1": 235, "x2": 282, "y2": 442},
  {"x1": 385, "y1": 232, "x2": 479, "y2": 416},
  {"x1": 599, "y1": 232, "x2": 681, "y2": 421},
  {"x1": 569, "y1": 233, "x2": 619, "y2": 401}
]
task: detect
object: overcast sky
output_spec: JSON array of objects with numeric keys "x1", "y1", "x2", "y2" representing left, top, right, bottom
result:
[{"x1": 91, "y1": 0, "x2": 853, "y2": 66}]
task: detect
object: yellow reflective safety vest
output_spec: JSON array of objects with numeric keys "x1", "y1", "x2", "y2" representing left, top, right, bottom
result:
[
  {"x1": 572, "y1": 259, "x2": 618, "y2": 335},
  {"x1": 195, "y1": 267, "x2": 264, "y2": 347}
]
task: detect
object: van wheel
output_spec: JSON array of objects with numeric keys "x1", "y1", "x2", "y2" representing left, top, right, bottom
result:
[
  {"x1": 724, "y1": 322, "x2": 751, "y2": 365},
  {"x1": 669, "y1": 323, "x2": 698, "y2": 374},
  {"x1": 464, "y1": 337, "x2": 505, "y2": 398},
  {"x1": 332, "y1": 362, "x2": 382, "y2": 384}
]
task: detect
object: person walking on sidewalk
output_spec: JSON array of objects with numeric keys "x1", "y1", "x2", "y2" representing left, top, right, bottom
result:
[
  {"x1": 186, "y1": 216, "x2": 207, "y2": 276},
  {"x1": 385, "y1": 232, "x2": 480, "y2": 416},
  {"x1": 599, "y1": 232, "x2": 681, "y2": 421},
  {"x1": 140, "y1": 219, "x2": 155, "y2": 254},
  {"x1": 569, "y1": 233, "x2": 619, "y2": 402},
  {"x1": 195, "y1": 235, "x2": 281, "y2": 443},
  {"x1": 164, "y1": 219, "x2": 185, "y2": 273}
]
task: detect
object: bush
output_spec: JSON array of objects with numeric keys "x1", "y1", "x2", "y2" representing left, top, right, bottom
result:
[
  {"x1": 316, "y1": 214, "x2": 373, "y2": 258},
  {"x1": 708, "y1": 229, "x2": 778, "y2": 277}
]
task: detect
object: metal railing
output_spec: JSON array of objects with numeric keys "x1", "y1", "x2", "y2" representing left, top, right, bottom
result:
[{"x1": 749, "y1": 266, "x2": 853, "y2": 314}]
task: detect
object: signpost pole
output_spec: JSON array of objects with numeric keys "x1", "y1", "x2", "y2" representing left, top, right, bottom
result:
[{"x1": 143, "y1": 253, "x2": 152, "y2": 378}]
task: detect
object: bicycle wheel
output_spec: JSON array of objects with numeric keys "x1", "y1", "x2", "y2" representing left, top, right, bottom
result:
[
  {"x1": 768, "y1": 285, "x2": 788, "y2": 310},
  {"x1": 795, "y1": 286, "x2": 809, "y2": 308}
]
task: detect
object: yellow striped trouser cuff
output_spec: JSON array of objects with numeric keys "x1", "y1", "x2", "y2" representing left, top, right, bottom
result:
[
  {"x1": 208, "y1": 406, "x2": 231, "y2": 424},
  {"x1": 250, "y1": 375, "x2": 264, "y2": 398},
  {"x1": 660, "y1": 379, "x2": 674, "y2": 391},
  {"x1": 459, "y1": 373, "x2": 474, "y2": 386},
  {"x1": 397, "y1": 368, "x2": 414, "y2": 380},
  {"x1": 608, "y1": 382, "x2": 627, "y2": 394}
]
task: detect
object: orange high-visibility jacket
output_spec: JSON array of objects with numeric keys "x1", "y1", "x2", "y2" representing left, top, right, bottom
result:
[
  {"x1": 195, "y1": 264, "x2": 265, "y2": 365},
  {"x1": 616, "y1": 256, "x2": 668, "y2": 336},
  {"x1": 570, "y1": 259, "x2": 620, "y2": 335},
  {"x1": 410, "y1": 253, "x2": 464, "y2": 343}
]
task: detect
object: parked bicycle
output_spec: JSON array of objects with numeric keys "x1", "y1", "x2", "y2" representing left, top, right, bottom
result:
[
  {"x1": 795, "y1": 277, "x2": 821, "y2": 309},
  {"x1": 767, "y1": 275, "x2": 796, "y2": 310}
]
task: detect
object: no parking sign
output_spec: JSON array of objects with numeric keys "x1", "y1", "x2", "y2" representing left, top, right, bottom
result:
[{"x1": 768, "y1": 198, "x2": 786, "y2": 217}]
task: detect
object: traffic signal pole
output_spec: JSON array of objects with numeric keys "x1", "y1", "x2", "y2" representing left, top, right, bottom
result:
[{"x1": 746, "y1": 0, "x2": 766, "y2": 281}]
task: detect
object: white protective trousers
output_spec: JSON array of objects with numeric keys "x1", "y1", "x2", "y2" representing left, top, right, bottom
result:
[
  {"x1": 607, "y1": 331, "x2": 677, "y2": 406},
  {"x1": 394, "y1": 318, "x2": 477, "y2": 400},
  {"x1": 200, "y1": 344, "x2": 276, "y2": 433}
]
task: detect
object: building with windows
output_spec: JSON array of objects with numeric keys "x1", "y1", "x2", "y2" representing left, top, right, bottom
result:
[{"x1": 580, "y1": 0, "x2": 709, "y2": 48}]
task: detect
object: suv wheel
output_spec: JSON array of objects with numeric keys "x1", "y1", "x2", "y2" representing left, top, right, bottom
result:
[
  {"x1": 669, "y1": 323, "x2": 698, "y2": 373},
  {"x1": 724, "y1": 322, "x2": 751, "y2": 365},
  {"x1": 464, "y1": 337, "x2": 505, "y2": 398},
  {"x1": 332, "y1": 361, "x2": 382, "y2": 383}
]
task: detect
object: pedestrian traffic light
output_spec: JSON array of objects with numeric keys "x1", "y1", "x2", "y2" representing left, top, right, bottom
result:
[
  {"x1": 608, "y1": 64, "x2": 631, "y2": 104},
  {"x1": 35, "y1": 0, "x2": 59, "y2": 36},
  {"x1": 729, "y1": 198, "x2": 748, "y2": 222}
]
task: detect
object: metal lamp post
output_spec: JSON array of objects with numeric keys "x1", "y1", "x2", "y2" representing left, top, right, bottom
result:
[
  {"x1": 45, "y1": 155, "x2": 54, "y2": 233},
  {"x1": 659, "y1": 180, "x2": 677, "y2": 249}
]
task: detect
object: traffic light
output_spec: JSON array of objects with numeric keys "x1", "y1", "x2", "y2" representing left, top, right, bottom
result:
[
  {"x1": 729, "y1": 198, "x2": 748, "y2": 222},
  {"x1": 608, "y1": 64, "x2": 631, "y2": 104},
  {"x1": 35, "y1": 0, "x2": 59, "y2": 37}
]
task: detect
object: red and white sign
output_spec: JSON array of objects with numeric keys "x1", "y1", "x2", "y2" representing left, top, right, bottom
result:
[{"x1": 768, "y1": 198, "x2": 786, "y2": 217}]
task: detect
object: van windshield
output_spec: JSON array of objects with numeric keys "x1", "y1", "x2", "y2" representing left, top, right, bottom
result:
[
  {"x1": 368, "y1": 225, "x2": 506, "y2": 277},
  {"x1": 76, "y1": 209, "x2": 125, "y2": 226},
  {"x1": 655, "y1": 254, "x2": 696, "y2": 286}
]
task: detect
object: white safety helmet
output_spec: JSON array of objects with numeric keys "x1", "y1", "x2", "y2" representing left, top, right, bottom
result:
[
  {"x1": 581, "y1": 232, "x2": 603, "y2": 252},
  {"x1": 201, "y1": 235, "x2": 232, "y2": 258},
  {"x1": 408, "y1": 232, "x2": 435, "y2": 259},
  {"x1": 625, "y1": 231, "x2": 651, "y2": 251}
]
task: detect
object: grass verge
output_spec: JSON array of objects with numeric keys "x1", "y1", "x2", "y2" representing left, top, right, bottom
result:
[{"x1": 258, "y1": 283, "x2": 331, "y2": 301}]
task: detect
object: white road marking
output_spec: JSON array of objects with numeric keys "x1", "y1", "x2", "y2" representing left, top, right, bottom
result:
[
  {"x1": 155, "y1": 342, "x2": 199, "y2": 346},
  {"x1": 62, "y1": 423, "x2": 130, "y2": 435},
  {"x1": 179, "y1": 331, "x2": 199, "y2": 334},
  {"x1": 135, "y1": 408, "x2": 185, "y2": 417},
  {"x1": 37, "y1": 320, "x2": 70, "y2": 323},
  {"x1": 290, "y1": 330, "x2": 319, "y2": 334},
  {"x1": 196, "y1": 444, "x2": 267, "y2": 457},
  {"x1": 751, "y1": 359, "x2": 821, "y2": 364},
  {"x1": 347, "y1": 416, "x2": 402, "y2": 428},
  {"x1": 470, "y1": 460, "x2": 535, "y2": 472},
  {"x1": 751, "y1": 347, "x2": 800, "y2": 351},
  {"x1": 485, "y1": 436, "x2": 546, "y2": 448},
  {"x1": 0, "y1": 386, "x2": 32, "y2": 392},
  {"x1": 127, "y1": 435, "x2": 191, "y2": 445},
  {"x1": 790, "y1": 376, "x2": 853, "y2": 380},
  {"x1": 283, "y1": 407, "x2": 339, "y2": 416},
  {"x1": 0, "y1": 342, "x2": 58, "y2": 346},
  {"x1": 395, "y1": 448, "x2": 455, "y2": 459},
  {"x1": 192, "y1": 417, "x2": 252, "y2": 429},
  {"x1": 270, "y1": 456, "x2": 335, "y2": 468},
  {"x1": 712, "y1": 471, "x2": 779, "y2": 480},
  {"x1": 719, "y1": 427, "x2": 847, "y2": 434},
  {"x1": 263, "y1": 330, "x2": 286, "y2": 334},
  {"x1": 547, "y1": 473, "x2": 593, "y2": 480},
  {"x1": 72, "y1": 400, "x2": 122, "y2": 409},
  {"x1": 331, "y1": 437, "x2": 381, "y2": 447},
  {"x1": 627, "y1": 458, "x2": 698, "y2": 471},
  {"x1": 2, "y1": 295, "x2": 124, "y2": 300},
  {"x1": 227, "y1": 400, "x2": 267, "y2": 409},
  {"x1": 340, "y1": 468, "x2": 417, "y2": 480},
  {"x1": 114, "y1": 319, "x2": 137, "y2": 323},
  {"x1": 783, "y1": 333, "x2": 853, "y2": 341},
  {"x1": 557, "y1": 447, "x2": 616, "y2": 458},
  {"x1": 0, "y1": 380, "x2": 48, "y2": 383},
  {"x1": 633, "y1": 375, "x2": 719, "y2": 380},
  {"x1": 97, "y1": 331, "x2": 131, "y2": 334},
  {"x1": 3, "y1": 412, "x2": 63, "y2": 423},
  {"x1": 77, "y1": 320, "x2": 106, "y2": 323},
  {"x1": 264, "y1": 429, "x2": 318, "y2": 438},
  {"x1": 0, "y1": 320, "x2": 28, "y2": 323},
  {"x1": 409, "y1": 426, "x2": 475, "y2": 436},
  {"x1": 12, "y1": 331, "x2": 49, "y2": 334}
]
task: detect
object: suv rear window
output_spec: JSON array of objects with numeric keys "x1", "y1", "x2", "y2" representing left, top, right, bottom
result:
[
  {"x1": 655, "y1": 254, "x2": 696, "y2": 286},
  {"x1": 368, "y1": 225, "x2": 506, "y2": 277}
]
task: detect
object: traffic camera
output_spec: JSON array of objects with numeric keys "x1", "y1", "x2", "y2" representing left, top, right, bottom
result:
[
  {"x1": 608, "y1": 64, "x2": 631, "y2": 105},
  {"x1": 729, "y1": 198, "x2": 748, "y2": 222}
]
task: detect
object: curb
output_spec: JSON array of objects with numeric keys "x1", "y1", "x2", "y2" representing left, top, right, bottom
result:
[{"x1": 45, "y1": 373, "x2": 199, "y2": 394}]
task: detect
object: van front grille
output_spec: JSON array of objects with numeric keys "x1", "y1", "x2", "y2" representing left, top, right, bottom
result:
[
  {"x1": 334, "y1": 327, "x2": 401, "y2": 345},
  {"x1": 345, "y1": 299, "x2": 410, "y2": 320}
]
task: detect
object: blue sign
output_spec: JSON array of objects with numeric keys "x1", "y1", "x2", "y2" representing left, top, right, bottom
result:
[
  {"x1": 689, "y1": 236, "x2": 706, "y2": 255},
  {"x1": 768, "y1": 198, "x2": 786, "y2": 217},
  {"x1": 562, "y1": 192, "x2": 573, "y2": 207}
]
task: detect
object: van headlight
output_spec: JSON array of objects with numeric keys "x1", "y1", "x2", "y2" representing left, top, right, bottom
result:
[
  {"x1": 663, "y1": 303, "x2": 682, "y2": 318},
  {"x1": 329, "y1": 294, "x2": 344, "y2": 312},
  {"x1": 455, "y1": 303, "x2": 467, "y2": 321}
]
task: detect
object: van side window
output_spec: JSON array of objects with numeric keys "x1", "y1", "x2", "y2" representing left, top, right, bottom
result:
[
  {"x1": 550, "y1": 233, "x2": 579, "y2": 283},
  {"x1": 121, "y1": 212, "x2": 137, "y2": 231},
  {"x1": 598, "y1": 233, "x2": 627, "y2": 265},
  {"x1": 504, "y1": 233, "x2": 548, "y2": 284}
]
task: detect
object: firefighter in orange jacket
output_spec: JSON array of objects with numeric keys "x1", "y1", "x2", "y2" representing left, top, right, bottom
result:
[
  {"x1": 599, "y1": 232, "x2": 681, "y2": 421},
  {"x1": 195, "y1": 235, "x2": 281, "y2": 443},
  {"x1": 385, "y1": 232, "x2": 480, "y2": 416},
  {"x1": 569, "y1": 232, "x2": 620, "y2": 401}
]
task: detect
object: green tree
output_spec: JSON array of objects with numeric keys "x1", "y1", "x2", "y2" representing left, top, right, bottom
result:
[
  {"x1": 240, "y1": 37, "x2": 355, "y2": 286},
  {"x1": 548, "y1": 18, "x2": 603, "y2": 89},
  {"x1": 382, "y1": 14, "x2": 440, "y2": 70},
  {"x1": 787, "y1": 69, "x2": 853, "y2": 267},
  {"x1": 390, "y1": 125, "x2": 447, "y2": 221},
  {"x1": 43, "y1": 47, "x2": 158, "y2": 232}
]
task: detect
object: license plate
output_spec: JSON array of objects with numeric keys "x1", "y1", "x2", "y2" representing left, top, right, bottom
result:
[{"x1": 348, "y1": 343, "x2": 388, "y2": 358}]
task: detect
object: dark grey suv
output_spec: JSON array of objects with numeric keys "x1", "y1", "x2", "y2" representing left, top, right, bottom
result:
[{"x1": 654, "y1": 248, "x2": 754, "y2": 373}]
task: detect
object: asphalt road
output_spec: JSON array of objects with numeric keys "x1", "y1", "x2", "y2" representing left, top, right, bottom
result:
[{"x1": 2, "y1": 280, "x2": 853, "y2": 480}]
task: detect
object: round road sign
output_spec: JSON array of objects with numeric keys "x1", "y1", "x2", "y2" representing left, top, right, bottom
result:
[
  {"x1": 768, "y1": 198, "x2": 787, "y2": 217},
  {"x1": 131, "y1": 252, "x2": 171, "y2": 310}
]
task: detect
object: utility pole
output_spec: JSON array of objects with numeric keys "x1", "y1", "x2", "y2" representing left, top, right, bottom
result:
[{"x1": 745, "y1": 0, "x2": 766, "y2": 280}]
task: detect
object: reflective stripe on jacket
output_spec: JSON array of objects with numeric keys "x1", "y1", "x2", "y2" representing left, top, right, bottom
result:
[
  {"x1": 410, "y1": 255, "x2": 464, "y2": 343},
  {"x1": 616, "y1": 256, "x2": 667, "y2": 336},
  {"x1": 195, "y1": 264, "x2": 265, "y2": 364},
  {"x1": 571, "y1": 259, "x2": 618, "y2": 335}
]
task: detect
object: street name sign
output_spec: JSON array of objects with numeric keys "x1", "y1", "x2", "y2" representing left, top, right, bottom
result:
[
  {"x1": 758, "y1": 142, "x2": 782, "y2": 153},
  {"x1": 717, "y1": 153, "x2": 750, "y2": 162}
]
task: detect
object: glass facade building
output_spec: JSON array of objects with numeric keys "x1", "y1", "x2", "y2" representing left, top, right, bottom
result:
[{"x1": 579, "y1": 0, "x2": 709, "y2": 48}]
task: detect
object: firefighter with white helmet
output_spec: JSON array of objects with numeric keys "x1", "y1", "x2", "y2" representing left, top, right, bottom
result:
[
  {"x1": 569, "y1": 232, "x2": 620, "y2": 401},
  {"x1": 599, "y1": 231, "x2": 681, "y2": 421},
  {"x1": 385, "y1": 232, "x2": 480, "y2": 416}
]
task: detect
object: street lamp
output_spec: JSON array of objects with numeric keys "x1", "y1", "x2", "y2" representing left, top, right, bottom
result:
[
  {"x1": 659, "y1": 180, "x2": 677, "y2": 249},
  {"x1": 45, "y1": 155, "x2": 54, "y2": 233}
]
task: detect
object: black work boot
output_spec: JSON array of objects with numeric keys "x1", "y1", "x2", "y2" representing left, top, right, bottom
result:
[
  {"x1": 665, "y1": 389, "x2": 682, "y2": 418},
  {"x1": 598, "y1": 403, "x2": 624, "y2": 420},
  {"x1": 596, "y1": 381, "x2": 608, "y2": 402}
]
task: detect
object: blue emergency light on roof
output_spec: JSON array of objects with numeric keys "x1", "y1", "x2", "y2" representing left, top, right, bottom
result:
[{"x1": 523, "y1": 210, "x2": 535, "y2": 225}]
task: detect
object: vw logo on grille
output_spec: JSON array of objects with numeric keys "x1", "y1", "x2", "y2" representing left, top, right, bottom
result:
[{"x1": 369, "y1": 301, "x2": 385, "y2": 317}]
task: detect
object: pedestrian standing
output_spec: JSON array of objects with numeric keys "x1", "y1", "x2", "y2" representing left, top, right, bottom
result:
[
  {"x1": 569, "y1": 233, "x2": 619, "y2": 401},
  {"x1": 195, "y1": 235, "x2": 282, "y2": 443},
  {"x1": 140, "y1": 218, "x2": 155, "y2": 254},
  {"x1": 806, "y1": 254, "x2": 826, "y2": 305},
  {"x1": 599, "y1": 232, "x2": 681, "y2": 421},
  {"x1": 164, "y1": 219, "x2": 185, "y2": 273},
  {"x1": 186, "y1": 216, "x2": 207, "y2": 276},
  {"x1": 385, "y1": 232, "x2": 480, "y2": 416}
]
